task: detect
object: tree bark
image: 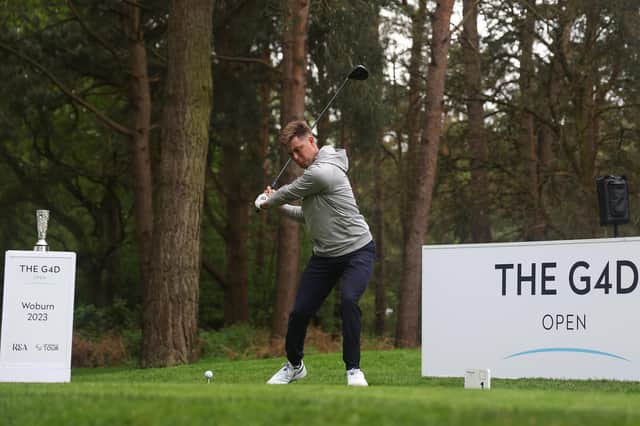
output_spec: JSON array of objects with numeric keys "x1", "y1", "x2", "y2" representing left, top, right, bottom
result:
[
  {"x1": 255, "y1": 46, "x2": 272, "y2": 291},
  {"x1": 577, "y1": 5, "x2": 604, "y2": 235},
  {"x1": 396, "y1": 0, "x2": 454, "y2": 348},
  {"x1": 373, "y1": 148, "x2": 387, "y2": 336},
  {"x1": 222, "y1": 137, "x2": 249, "y2": 324},
  {"x1": 401, "y1": 0, "x2": 428, "y2": 240},
  {"x1": 518, "y1": 3, "x2": 544, "y2": 240},
  {"x1": 271, "y1": 0, "x2": 309, "y2": 340},
  {"x1": 122, "y1": 1, "x2": 154, "y2": 306},
  {"x1": 141, "y1": 0, "x2": 213, "y2": 367},
  {"x1": 462, "y1": 0, "x2": 491, "y2": 242}
]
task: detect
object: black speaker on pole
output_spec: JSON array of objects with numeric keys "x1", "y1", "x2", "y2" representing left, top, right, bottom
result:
[{"x1": 596, "y1": 175, "x2": 630, "y2": 229}]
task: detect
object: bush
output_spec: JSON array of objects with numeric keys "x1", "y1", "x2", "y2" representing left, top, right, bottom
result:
[
  {"x1": 74, "y1": 299, "x2": 139, "y2": 339},
  {"x1": 72, "y1": 332, "x2": 128, "y2": 367},
  {"x1": 69, "y1": 305, "x2": 392, "y2": 366},
  {"x1": 199, "y1": 325, "x2": 270, "y2": 359},
  {"x1": 72, "y1": 300, "x2": 140, "y2": 367},
  {"x1": 198, "y1": 325, "x2": 363, "y2": 360}
]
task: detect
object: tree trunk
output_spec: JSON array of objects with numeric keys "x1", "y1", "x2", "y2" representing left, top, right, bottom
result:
[
  {"x1": 373, "y1": 148, "x2": 387, "y2": 336},
  {"x1": 222, "y1": 138, "x2": 249, "y2": 324},
  {"x1": 141, "y1": 0, "x2": 213, "y2": 367},
  {"x1": 396, "y1": 0, "x2": 454, "y2": 348},
  {"x1": 123, "y1": 1, "x2": 154, "y2": 305},
  {"x1": 98, "y1": 185, "x2": 123, "y2": 306},
  {"x1": 255, "y1": 47, "x2": 272, "y2": 289},
  {"x1": 578, "y1": 5, "x2": 603, "y2": 236},
  {"x1": 271, "y1": 0, "x2": 309, "y2": 340},
  {"x1": 518, "y1": 3, "x2": 544, "y2": 240},
  {"x1": 401, "y1": 0, "x2": 428, "y2": 240},
  {"x1": 462, "y1": 0, "x2": 491, "y2": 242}
]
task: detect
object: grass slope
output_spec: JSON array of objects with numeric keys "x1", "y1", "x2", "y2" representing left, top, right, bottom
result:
[{"x1": 2, "y1": 349, "x2": 640, "y2": 425}]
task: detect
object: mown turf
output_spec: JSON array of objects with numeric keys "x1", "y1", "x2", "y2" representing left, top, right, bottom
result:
[{"x1": 2, "y1": 349, "x2": 640, "y2": 425}]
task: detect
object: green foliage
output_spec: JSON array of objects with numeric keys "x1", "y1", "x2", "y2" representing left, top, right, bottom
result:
[
  {"x1": 71, "y1": 300, "x2": 141, "y2": 367},
  {"x1": 73, "y1": 299, "x2": 139, "y2": 338},
  {"x1": 308, "y1": 0, "x2": 389, "y2": 151},
  {"x1": 0, "y1": 0, "x2": 148, "y2": 310},
  {"x1": 2, "y1": 0, "x2": 640, "y2": 350},
  {"x1": 199, "y1": 324, "x2": 270, "y2": 360}
]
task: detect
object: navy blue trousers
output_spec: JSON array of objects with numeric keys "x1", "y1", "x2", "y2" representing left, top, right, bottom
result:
[{"x1": 285, "y1": 240, "x2": 376, "y2": 370}]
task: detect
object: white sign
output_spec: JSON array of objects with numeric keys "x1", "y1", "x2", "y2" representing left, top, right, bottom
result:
[
  {"x1": 422, "y1": 237, "x2": 640, "y2": 380},
  {"x1": 1, "y1": 250, "x2": 77, "y2": 382}
]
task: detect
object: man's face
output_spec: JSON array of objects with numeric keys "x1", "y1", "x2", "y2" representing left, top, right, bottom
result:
[{"x1": 289, "y1": 134, "x2": 319, "y2": 169}]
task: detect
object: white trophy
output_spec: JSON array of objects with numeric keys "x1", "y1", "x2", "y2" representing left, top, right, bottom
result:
[{"x1": 34, "y1": 209, "x2": 50, "y2": 251}]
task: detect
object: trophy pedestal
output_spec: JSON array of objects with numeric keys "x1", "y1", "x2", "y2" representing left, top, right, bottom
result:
[
  {"x1": 0, "y1": 250, "x2": 77, "y2": 382},
  {"x1": 34, "y1": 240, "x2": 49, "y2": 252}
]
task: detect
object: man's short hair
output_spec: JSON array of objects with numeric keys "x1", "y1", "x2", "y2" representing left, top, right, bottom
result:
[{"x1": 279, "y1": 120, "x2": 312, "y2": 148}]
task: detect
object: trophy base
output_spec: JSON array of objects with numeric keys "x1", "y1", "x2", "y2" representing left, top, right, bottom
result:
[{"x1": 34, "y1": 241, "x2": 49, "y2": 252}]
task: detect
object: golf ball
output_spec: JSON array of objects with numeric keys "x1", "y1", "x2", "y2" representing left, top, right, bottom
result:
[{"x1": 204, "y1": 370, "x2": 213, "y2": 379}]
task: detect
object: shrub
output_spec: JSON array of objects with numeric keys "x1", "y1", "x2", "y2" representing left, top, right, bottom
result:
[
  {"x1": 199, "y1": 325, "x2": 270, "y2": 359},
  {"x1": 72, "y1": 300, "x2": 140, "y2": 367},
  {"x1": 72, "y1": 332, "x2": 128, "y2": 367},
  {"x1": 74, "y1": 299, "x2": 138, "y2": 339},
  {"x1": 199, "y1": 325, "x2": 355, "y2": 360}
]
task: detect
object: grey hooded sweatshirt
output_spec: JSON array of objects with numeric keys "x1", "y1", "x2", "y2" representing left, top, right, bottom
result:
[{"x1": 265, "y1": 145, "x2": 372, "y2": 257}]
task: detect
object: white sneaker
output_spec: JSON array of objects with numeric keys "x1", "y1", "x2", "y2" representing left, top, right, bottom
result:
[
  {"x1": 266, "y1": 361, "x2": 307, "y2": 384},
  {"x1": 346, "y1": 368, "x2": 368, "y2": 387}
]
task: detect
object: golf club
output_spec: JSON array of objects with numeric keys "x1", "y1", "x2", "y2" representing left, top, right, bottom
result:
[{"x1": 254, "y1": 64, "x2": 369, "y2": 211}]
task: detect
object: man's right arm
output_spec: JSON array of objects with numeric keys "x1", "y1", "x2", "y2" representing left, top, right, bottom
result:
[{"x1": 279, "y1": 205, "x2": 304, "y2": 222}]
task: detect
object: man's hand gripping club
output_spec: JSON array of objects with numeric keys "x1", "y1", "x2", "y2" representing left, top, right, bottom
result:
[{"x1": 254, "y1": 186, "x2": 274, "y2": 212}]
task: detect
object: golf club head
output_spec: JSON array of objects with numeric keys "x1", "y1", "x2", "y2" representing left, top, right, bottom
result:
[{"x1": 348, "y1": 65, "x2": 369, "y2": 81}]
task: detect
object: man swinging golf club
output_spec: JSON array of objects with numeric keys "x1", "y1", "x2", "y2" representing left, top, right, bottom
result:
[{"x1": 257, "y1": 120, "x2": 375, "y2": 386}]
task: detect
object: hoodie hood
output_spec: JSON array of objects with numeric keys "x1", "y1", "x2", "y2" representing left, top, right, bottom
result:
[{"x1": 314, "y1": 145, "x2": 348, "y2": 173}]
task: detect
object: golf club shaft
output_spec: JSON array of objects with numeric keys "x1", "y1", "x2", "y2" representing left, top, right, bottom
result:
[
  {"x1": 310, "y1": 76, "x2": 350, "y2": 132},
  {"x1": 270, "y1": 76, "x2": 351, "y2": 189}
]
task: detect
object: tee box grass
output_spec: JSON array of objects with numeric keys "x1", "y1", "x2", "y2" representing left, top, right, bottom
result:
[{"x1": 2, "y1": 349, "x2": 640, "y2": 425}]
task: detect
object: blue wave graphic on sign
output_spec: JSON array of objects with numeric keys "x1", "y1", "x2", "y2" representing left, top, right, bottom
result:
[{"x1": 504, "y1": 347, "x2": 630, "y2": 362}]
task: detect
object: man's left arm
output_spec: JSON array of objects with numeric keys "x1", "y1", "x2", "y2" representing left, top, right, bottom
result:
[{"x1": 265, "y1": 167, "x2": 327, "y2": 208}]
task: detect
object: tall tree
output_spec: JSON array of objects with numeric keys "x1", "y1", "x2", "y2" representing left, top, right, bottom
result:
[
  {"x1": 517, "y1": 1, "x2": 544, "y2": 240},
  {"x1": 0, "y1": 0, "x2": 155, "y2": 306},
  {"x1": 141, "y1": 0, "x2": 214, "y2": 367},
  {"x1": 122, "y1": 0, "x2": 155, "y2": 307},
  {"x1": 396, "y1": 0, "x2": 455, "y2": 347},
  {"x1": 538, "y1": 0, "x2": 626, "y2": 237},
  {"x1": 271, "y1": 0, "x2": 309, "y2": 339},
  {"x1": 402, "y1": 0, "x2": 428, "y2": 239},
  {"x1": 208, "y1": 1, "x2": 277, "y2": 325},
  {"x1": 373, "y1": 148, "x2": 387, "y2": 336},
  {"x1": 462, "y1": 0, "x2": 491, "y2": 242}
]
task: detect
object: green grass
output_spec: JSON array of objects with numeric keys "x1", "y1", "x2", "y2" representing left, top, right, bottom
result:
[{"x1": 2, "y1": 349, "x2": 640, "y2": 425}]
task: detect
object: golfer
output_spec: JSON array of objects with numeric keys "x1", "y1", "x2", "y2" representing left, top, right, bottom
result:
[{"x1": 258, "y1": 120, "x2": 375, "y2": 387}]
